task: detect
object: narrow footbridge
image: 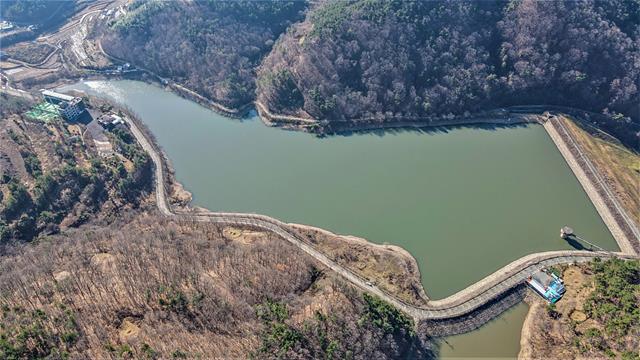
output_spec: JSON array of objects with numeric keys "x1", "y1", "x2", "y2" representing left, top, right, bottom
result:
[{"x1": 126, "y1": 112, "x2": 638, "y2": 323}]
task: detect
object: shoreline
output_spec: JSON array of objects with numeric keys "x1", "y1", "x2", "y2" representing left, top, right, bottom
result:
[
  {"x1": 542, "y1": 117, "x2": 637, "y2": 254},
  {"x1": 518, "y1": 295, "x2": 542, "y2": 360},
  {"x1": 79, "y1": 78, "x2": 637, "y2": 285},
  {"x1": 288, "y1": 222, "x2": 430, "y2": 305},
  {"x1": 15, "y1": 75, "x2": 638, "y2": 336}
]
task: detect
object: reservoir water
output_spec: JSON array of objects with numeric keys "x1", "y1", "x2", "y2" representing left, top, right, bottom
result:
[{"x1": 63, "y1": 80, "x2": 617, "y2": 357}]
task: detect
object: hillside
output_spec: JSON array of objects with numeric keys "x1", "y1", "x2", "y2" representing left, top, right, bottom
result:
[
  {"x1": 0, "y1": 91, "x2": 434, "y2": 359},
  {"x1": 520, "y1": 259, "x2": 639, "y2": 359},
  {"x1": 257, "y1": 0, "x2": 639, "y2": 146},
  {"x1": 101, "y1": 0, "x2": 307, "y2": 108},
  {"x1": 0, "y1": 215, "x2": 433, "y2": 359},
  {"x1": 0, "y1": 0, "x2": 78, "y2": 26},
  {"x1": 96, "y1": 0, "x2": 639, "y2": 147},
  {"x1": 0, "y1": 94, "x2": 152, "y2": 244}
]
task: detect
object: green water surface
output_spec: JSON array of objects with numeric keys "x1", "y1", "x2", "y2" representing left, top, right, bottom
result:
[
  {"x1": 64, "y1": 80, "x2": 617, "y2": 299},
  {"x1": 62, "y1": 80, "x2": 618, "y2": 358}
]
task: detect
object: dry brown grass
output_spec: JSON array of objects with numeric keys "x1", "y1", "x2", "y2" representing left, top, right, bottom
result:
[
  {"x1": 519, "y1": 264, "x2": 638, "y2": 359},
  {"x1": 222, "y1": 226, "x2": 266, "y2": 245},
  {"x1": 291, "y1": 224, "x2": 428, "y2": 307},
  {"x1": 0, "y1": 216, "x2": 432, "y2": 359},
  {"x1": 562, "y1": 116, "x2": 640, "y2": 225}
]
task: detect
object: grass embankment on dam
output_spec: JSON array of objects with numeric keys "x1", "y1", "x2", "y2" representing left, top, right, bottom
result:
[{"x1": 561, "y1": 117, "x2": 639, "y2": 226}]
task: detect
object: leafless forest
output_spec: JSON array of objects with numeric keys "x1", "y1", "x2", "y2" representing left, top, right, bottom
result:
[
  {"x1": 97, "y1": 1, "x2": 638, "y2": 148},
  {"x1": 0, "y1": 215, "x2": 433, "y2": 359}
]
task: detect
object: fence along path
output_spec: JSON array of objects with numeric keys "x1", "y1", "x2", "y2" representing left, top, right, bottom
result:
[{"x1": 124, "y1": 110, "x2": 638, "y2": 322}]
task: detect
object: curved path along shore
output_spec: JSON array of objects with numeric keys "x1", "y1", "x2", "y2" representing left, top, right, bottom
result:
[
  {"x1": 1, "y1": 81, "x2": 637, "y2": 324},
  {"x1": 124, "y1": 107, "x2": 639, "y2": 322},
  {"x1": 3, "y1": 7, "x2": 637, "y2": 327}
]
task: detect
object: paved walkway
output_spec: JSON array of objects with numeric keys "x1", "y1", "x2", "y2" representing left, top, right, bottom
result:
[
  {"x1": 124, "y1": 112, "x2": 639, "y2": 322},
  {"x1": 4, "y1": 3, "x2": 636, "y2": 324},
  {"x1": 544, "y1": 117, "x2": 639, "y2": 253},
  {"x1": 4, "y1": 83, "x2": 635, "y2": 322}
]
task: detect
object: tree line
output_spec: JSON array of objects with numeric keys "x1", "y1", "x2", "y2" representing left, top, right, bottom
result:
[
  {"x1": 100, "y1": 0, "x2": 638, "y2": 148},
  {"x1": 102, "y1": 0, "x2": 307, "y2": 109},
  {"x1": 0, "y1": 216, "x2": 435, "y2": 359},
  {"x1": 258, "y1": 0, "x2": 638, "y2": 148}
]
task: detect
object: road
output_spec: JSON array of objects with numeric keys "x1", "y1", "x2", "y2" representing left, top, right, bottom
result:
[
  {"x1": 549, "y1": 117, "x2": 640, "y2": 246},
  {"x1": 2, "y1": 0, "x2": 636, "y2": 324},
  {"x1": 3, "y1": 0, "x2": 117, "y2": 75}
]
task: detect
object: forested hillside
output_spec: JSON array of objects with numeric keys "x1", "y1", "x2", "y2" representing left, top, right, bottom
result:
[
  {"x1": 0, "y1": 94, "x2": 152, "y2": 244},
  {"x1": 99, "y1": 0, "x2": 638, "y2": 146},
  {"x1": 0, "y1": 0, "x2": 78, "y2": 26},
  {"x1": 257, "y1": 0, "x2": 639, "y2": 140},
  {"x1": 0, "y1": 216, "x2": 433, "y2": 359},
  {"x1": 102, "y1": 0, "x2": 307, "y2": 108}
]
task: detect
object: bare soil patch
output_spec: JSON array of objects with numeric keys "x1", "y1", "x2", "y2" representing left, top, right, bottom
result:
[
  {"x1": 53, "y1": 270, "x2": 71, "y2": 282},
  {"x1": 291, "y1": 223, "x2": 428, "y2": 306},
  {"x1": 90, "y1": 252, "x2": 116, "y2": 272},
  {"x1": 119, "y1": 319, "x2": 141, "y2": 342},
  {"x1": 222, "y1": 226, "x2": 266, "y2": 245},
  {"x1": 570, "y1": 310, "x2": 587, "y2": 322}
]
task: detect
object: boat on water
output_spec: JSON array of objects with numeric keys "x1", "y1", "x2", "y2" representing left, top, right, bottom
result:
[{"x1": 526, "y1": 270, "x2": 566, "y2": 303}]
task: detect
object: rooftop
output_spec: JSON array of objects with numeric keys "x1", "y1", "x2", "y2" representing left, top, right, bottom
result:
[{"x1": 42, "y1": 90, "x2": 75, "y2": 102}]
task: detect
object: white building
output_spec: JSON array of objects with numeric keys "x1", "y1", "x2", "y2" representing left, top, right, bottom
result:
[{"x1": 42, "y1": 90, "x2": 86, "y2": 121}]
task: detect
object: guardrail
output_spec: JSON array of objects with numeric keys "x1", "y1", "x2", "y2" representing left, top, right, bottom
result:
[
  {"x1": 115, "y1": 96, "x2": 640, "y2": 322},
  {"x1": 552, "y1": 117, "x2": 639, "y2": 243}
]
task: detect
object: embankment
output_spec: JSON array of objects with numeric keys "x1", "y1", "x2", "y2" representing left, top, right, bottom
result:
[
  {"x1": 543, "y1": 117, "x2": 638, "y2": 255},
  {"x1": 289, "y1": 223, "x2": 429, "y2": 307},
  {"x1": 420, "y1": 286, "x2": 528, "y2": 337},
  {"x1": 255, "y1": 100, "x2": 541, "y2": 134}
]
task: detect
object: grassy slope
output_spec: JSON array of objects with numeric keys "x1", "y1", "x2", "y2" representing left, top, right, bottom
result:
[
  {"x1": 520, "y1": 259, "x2": 639, "y2": 359},
  {"x1": 562, "y1": 116, "x2": 640, "y2": 225}
]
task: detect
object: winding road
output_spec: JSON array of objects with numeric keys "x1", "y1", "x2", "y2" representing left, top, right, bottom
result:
[{"x1": 124, "y1": 108, "x2": 639, "y2": 322}]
